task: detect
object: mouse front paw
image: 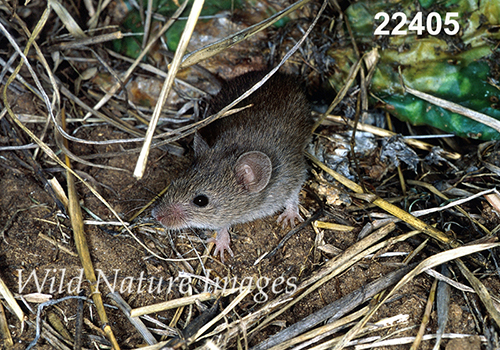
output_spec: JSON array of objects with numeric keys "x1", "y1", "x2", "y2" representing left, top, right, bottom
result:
[
  {"x1": 207, "y1": 228, "x2": 234, "y2": 263},
  {"x1": 277, "y1": 204, "x2": 304, "y2": 229}
]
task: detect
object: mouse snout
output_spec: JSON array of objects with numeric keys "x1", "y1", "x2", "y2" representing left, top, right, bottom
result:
[{"x1": 152, "y1": 203, "x2": 187, "y2": 229}]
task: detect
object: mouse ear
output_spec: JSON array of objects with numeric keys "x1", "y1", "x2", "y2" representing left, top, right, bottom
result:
[
  {"x1": 235, "y1": 151, "x2": 272, "y2": 193},
  {"x1": 193, "y1": 132, "x2": 210, "y2": 155}
]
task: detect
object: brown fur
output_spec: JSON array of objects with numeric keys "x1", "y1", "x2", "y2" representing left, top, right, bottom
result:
[{"x1": 153, "y1": 71, "x2": 313, "y2": 233}]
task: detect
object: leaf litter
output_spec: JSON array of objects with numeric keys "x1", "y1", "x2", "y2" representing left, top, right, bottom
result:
[{"x1": 0, "y1": 0, "x2": 499, "y2": 349}]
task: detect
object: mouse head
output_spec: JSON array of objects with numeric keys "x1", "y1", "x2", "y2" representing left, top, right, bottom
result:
[{"x1": 152, "y1": 135, "x2": 273, "y2": 230}]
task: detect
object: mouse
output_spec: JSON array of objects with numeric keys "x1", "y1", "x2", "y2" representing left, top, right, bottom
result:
[{"x1": 152, "y1": 71, "x2": 314, "y2": 262}]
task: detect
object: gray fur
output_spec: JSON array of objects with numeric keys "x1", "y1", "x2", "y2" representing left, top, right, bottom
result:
[{"x1": 153, "y1": 72, "x2": 313, "y2": 233}]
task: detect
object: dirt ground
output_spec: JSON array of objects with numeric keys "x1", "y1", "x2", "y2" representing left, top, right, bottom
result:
[
  {"x1": 1, "y1": 0, "x2": 500, "y2": 349},
  {"x1": 2, "y1": 105, "x2": 500, "y2": 349}
]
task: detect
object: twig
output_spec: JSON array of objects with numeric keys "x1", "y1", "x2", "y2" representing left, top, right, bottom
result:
[{"x1": 251, "y1": 264, "x2": 415, "y2": 350}]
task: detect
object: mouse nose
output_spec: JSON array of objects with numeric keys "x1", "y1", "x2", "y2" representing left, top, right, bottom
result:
[{"x1": 152, "y1": 203, "x2": 186, "y2": 228}]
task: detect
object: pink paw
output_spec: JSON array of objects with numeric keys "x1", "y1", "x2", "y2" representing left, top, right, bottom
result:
[
  {"x1": 277, "y1": 205, "x2": 303, "y2": 229},
  {"x1": 207, "y1": 228, "x2": 234, "y2": 263}
]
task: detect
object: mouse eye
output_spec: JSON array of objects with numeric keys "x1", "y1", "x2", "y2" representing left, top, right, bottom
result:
[{"x1": 193, "y1": 194, "x2": 209, "y2": 207}]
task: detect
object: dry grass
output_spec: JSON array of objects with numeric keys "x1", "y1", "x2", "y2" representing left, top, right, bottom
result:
[{"x1": 0, "y1": 0, "x2": 499, "y2": 349}]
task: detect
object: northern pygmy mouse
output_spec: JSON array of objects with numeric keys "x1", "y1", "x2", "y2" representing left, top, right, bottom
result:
[{"x1": 152, "y1": 71, "x2": 313, "y2": 262}]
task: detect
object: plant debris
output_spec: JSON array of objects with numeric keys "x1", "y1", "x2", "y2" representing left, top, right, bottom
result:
[{"x1": 0, "y1": 0, "x2": 500, "y2": 349}]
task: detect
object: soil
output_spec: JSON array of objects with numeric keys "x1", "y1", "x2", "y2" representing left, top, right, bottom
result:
[
  {"x1": 1, "y1": 0, "x2": 500, "y2": 349},
  {"x1": 1, "y1": 113, "x2": 499, "y2": 349}
]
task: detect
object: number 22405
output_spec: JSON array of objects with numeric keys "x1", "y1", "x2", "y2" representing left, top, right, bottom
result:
[{"x1": 374, "y1": 12, "x2": 460, "y2": 36}]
